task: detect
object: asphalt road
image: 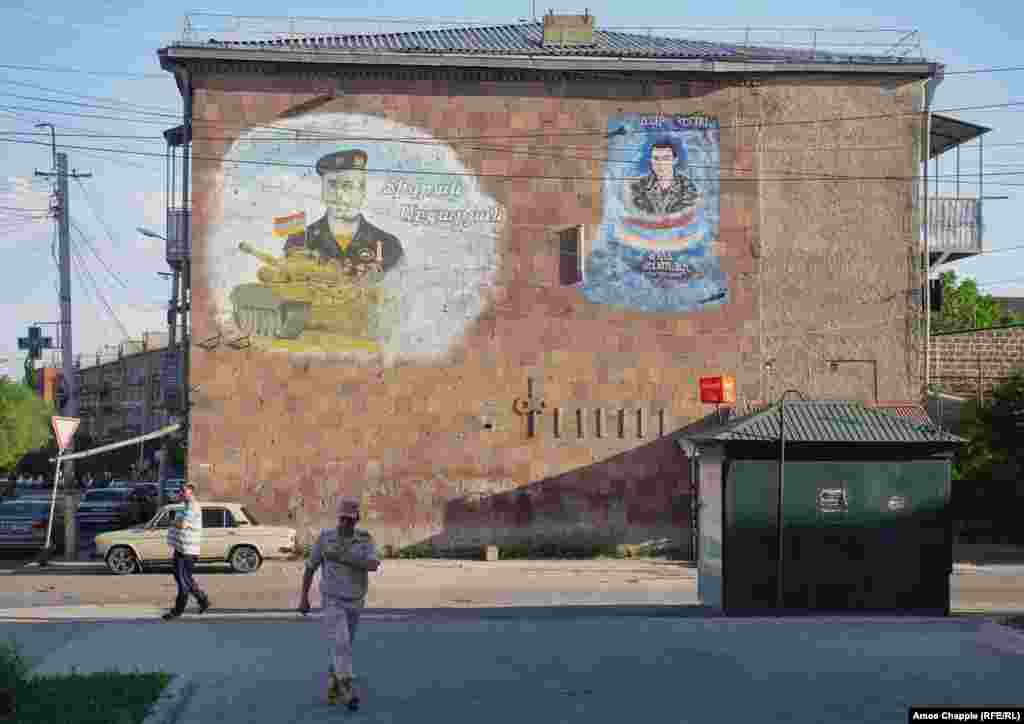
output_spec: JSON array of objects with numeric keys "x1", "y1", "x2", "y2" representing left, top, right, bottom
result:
[{"x1": 6, "y1": 613, "x2": 1024, "y2": 724}]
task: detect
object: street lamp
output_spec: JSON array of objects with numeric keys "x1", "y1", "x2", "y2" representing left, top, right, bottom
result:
[
  {"x1": 137, "y1": 226, "x2": 165, "y2": 240},
  {"x1": 35, "y1": 123, "x2": 56, "y2": 168},
  {"x1": 776, "y1": 388, "x2": 807, "y2": 611}
]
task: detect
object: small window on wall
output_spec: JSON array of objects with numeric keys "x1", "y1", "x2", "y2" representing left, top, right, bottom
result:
[{"x1": 558, "y1": 225, "x2": 585, "y2": 286}]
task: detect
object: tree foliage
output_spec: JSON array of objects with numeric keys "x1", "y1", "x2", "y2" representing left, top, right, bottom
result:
[
  {"x1": 932, "y1": 271, "x2": 1024, "y2": 333},
  {"x1": 0, "y1": 378, "x2": 54, "y2": 473},
  {"x1": 954, "y1": 367, "x2": 1024, "y2": 482}
]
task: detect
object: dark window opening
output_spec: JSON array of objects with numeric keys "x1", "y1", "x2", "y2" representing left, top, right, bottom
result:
[{"x1": 558, "y1": 225, "x2": 584, "y2": 285}]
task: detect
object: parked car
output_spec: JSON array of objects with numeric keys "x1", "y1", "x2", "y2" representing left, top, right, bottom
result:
[
  {"x1": 77, "y1": 488, "x2": 141, "y2": 529},
  {"x1": 0, "y1": 499, "x2": 64, "y2": 551},
  {"x1": 94, "y1": 502, "x2": 297, "y2": 575},
  {"x1": 129, "y1": 484, "x2": 160, "y2": 522},
  {"x1": 109, "y1": 480, "x2": 145, "y2": 490},
  {"x1": 160, "y1": 478, "x2": 185, "y2": 502}
]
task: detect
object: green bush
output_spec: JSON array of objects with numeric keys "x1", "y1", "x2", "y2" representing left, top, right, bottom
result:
[{"x1": 0, "y1": 638, "x2": 30, "y2": 692}]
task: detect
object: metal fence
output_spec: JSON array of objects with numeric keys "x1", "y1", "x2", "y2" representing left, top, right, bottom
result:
[{"x1": 177, "y1": 13, "x2": 924, "y2": 60}]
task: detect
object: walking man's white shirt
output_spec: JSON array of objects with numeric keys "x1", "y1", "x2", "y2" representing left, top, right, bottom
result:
[{"x1": 299, "y1": 496, "x2": 380, "y2": 709}]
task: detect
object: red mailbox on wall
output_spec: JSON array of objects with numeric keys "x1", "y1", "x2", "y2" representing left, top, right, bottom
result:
[{"x1": 699, "y1": 375, "x2": 736, "y2": 405}]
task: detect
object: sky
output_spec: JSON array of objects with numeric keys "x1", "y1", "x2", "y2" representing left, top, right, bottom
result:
[{"x1": 0, "y1": 0, "x2": 1021, "y2": 380}]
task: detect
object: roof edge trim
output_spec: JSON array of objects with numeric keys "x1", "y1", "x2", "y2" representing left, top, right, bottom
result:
[{"x1": 158, "y1": 46, "x2": 939, "y2": 76}]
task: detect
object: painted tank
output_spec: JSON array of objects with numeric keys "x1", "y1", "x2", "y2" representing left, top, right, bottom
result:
[{"x1": 232, "y1": 242, "x2": 386, "y2": 340}]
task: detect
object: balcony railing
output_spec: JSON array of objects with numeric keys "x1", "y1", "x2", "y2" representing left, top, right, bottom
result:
[{"x1": 925, "y1": 195, "x2": 982, "y2": 256}]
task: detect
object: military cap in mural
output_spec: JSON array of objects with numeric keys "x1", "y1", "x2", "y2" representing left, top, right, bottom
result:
[{"x1": 316, "y1": 149, "x2": 369, "y2": 176}]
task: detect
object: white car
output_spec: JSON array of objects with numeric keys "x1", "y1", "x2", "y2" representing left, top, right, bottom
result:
[{"x1": 94, "y1": 501, "x2": 297, "y2": 575}]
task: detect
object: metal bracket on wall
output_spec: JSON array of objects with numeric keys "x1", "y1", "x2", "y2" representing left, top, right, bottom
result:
[{"x1": 195, "y1": 332, "x2": 222, "y2": 351}]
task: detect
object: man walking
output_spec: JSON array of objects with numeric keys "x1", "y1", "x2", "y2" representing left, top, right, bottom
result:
[
  {"x1": 299, "y1": 497, "x2": 380, "y2": 710},
  {"x1": 163, "y1": 483, "x2": 210, "y2": 620}
]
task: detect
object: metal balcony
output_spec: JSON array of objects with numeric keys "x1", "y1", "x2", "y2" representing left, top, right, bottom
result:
[{"x1": 926, "y1": 195, "x2": 983, "y2": 265}]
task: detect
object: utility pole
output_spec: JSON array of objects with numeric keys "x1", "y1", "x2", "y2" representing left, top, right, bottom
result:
[
  {"x1": 775, "y1": 389, "x2": 806, "y2": 612},
  {"x1": 36, "y1": 134, "x2": 92, "y2": 487}
]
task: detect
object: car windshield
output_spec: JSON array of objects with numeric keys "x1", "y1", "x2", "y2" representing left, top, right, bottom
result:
[
  {"x1": 84, "y1": 490, "x2": 129, "y2": 501},
  {"x1": 148, "y1": 508, "x2": 182, "y2": 528},
  {"x1": 240, "y1": 507, "x2": 258, "y2": 525},
  {"x1": 0, "y1": 503, "x2": 43, "y2": 516}
]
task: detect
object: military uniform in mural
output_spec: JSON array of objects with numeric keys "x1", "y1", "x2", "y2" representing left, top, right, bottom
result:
[
  {"x1": 284, "y1": 149, "x2": 404, "y2": 273},
  {"x1": 299, "y1": 497, "x2": 380, "y2": 710},
  {"x1": 629, "y1": 172, "x2": 702, "y2": 217}
]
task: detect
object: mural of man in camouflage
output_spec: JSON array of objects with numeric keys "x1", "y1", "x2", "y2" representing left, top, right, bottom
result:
[{"x1": 629, "y1": 139, "x2": 702, "y2": 217}]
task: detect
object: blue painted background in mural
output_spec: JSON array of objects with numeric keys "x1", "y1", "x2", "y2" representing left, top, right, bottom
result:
[{"x1": 582, "y1": 113, "x2": 729, "y2": 312}]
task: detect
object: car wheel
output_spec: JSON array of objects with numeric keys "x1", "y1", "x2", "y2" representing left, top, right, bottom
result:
[
  {"x1": 105, "y1": 545, "x2": 139, "y2": 575},
  {"x1": 228, "y1": 545, "x2": 262, "y2": 573}
]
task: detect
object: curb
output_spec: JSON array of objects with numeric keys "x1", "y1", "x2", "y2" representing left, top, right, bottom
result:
[{"x1": 143, "y1": 674, "x2": 196, "y2": 724}]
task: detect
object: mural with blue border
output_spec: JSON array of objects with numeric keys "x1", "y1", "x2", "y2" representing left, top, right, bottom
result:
[{"x1": 582, "y1": 113, "x2": 729, "y2": 312}]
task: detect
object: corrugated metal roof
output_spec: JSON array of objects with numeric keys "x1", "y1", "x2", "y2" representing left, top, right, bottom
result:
[
  {"x1": 197, "y1": 22, "x2": 928, "y2": 64},
  {"x1": 683, "y1": 400, "x2": 965, "y2": 444}
]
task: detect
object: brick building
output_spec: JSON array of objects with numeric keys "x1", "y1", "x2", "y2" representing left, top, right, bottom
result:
[{"x1": 157, "y1": 15, "x2": 987, "y2": 554}]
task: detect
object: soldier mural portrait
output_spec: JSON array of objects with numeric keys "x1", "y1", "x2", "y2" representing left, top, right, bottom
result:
[
  {"x1": 582, "y1": 112, "x2": 729, "y2": 312},
  {"x1": 207, "y1": 112, "x2": 504, "y2": 364}
]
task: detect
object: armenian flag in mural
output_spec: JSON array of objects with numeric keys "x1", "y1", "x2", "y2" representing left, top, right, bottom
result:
[{"x1": 582, "y1": 112, "x2": 729, "y2": 313}]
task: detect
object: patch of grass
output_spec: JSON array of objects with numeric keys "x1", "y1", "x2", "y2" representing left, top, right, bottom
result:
[
  {"x1": 398, "y1": 542, "x2": 436, "y2": 559},
  {"x1": 0, "y1": 639, "x2": 172, "y2": 724}
]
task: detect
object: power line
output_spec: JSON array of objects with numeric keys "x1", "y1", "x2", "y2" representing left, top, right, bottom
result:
[
  {"x1": 0, "y1": 80, "x2": 180, "y2": 115},
  {"x1": 69, "y1": 218, "x2": 129, "y2": 291},
  {"x1": 2, "y1": 96, "x2": 1024, "y2": 141},
  {"x1": 73, "y1": 177, "x2": 129, "y2": 261},
  {"x1": 68, "y1": 234, "x2": 130, "y2": 340},
  {"x1": 0, "y1": 93, "x2": 180, "y2": 120},
  {"x1": 7, "y1": 135, "x2": 1024, "y2": 188},
  {"x1": 0, "y1": 62, "x2": 166, "y2": 79}
]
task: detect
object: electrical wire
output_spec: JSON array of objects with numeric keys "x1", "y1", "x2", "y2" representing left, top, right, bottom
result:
[
  {"x1": 7, "y1": 135, "x2": 1024, "y2": 187},
  {"x1": 73, "y1": 177, "x2": 128, "y2": 256},
  {"x1": 0, "y1": 62, "x2": 166, "y2": 79},
  {"x1": 68, "y1": 233, "x2": 130, "y2": 339},
  {"x1": 69, "y1": 217, "x2": 129, "y2": 290},
  {"x1": 0, "y1": 79, "x2": 182, "y2": 115},
  {"x1": 2, "y1": 95, "x2": 1024, "y2": 141}
]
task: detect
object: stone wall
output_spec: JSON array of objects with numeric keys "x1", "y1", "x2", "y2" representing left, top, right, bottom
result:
[
  {"x1": 929, "y1": 324, "x2": 1024, "y2": 398},
  {"x1": 179, "y1": 66, "x2": 925, "y2": 553}
]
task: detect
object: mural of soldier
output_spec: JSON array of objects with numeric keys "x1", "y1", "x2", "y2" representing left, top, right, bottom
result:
[
  {"x1": 628, "y1": 138, "x2": 702, "y2": 217},
  {"x1": 284, "y1": 150, "x2": 405, "y2": 274},
  {"x1": 582, "y1": 112, "x2": 727, "y2": 313}
]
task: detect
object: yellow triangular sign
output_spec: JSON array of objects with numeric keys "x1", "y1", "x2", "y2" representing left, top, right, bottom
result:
[{"x1": 51, "y1": 416, "x2": 80, "y2": 452}]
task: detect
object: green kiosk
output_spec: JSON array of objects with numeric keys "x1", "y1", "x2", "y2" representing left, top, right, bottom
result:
[{"x1": 680, "y1": 401, "x2": 965, "y2": 615}]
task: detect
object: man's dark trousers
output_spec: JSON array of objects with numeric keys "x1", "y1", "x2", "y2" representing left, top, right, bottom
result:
[{"x1": 171, "y1": 550, "x2": 208, "y2": 614}]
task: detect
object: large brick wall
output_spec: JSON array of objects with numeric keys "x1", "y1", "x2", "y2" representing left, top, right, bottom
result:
[
  {"x1": 929, "y1": 324, "x2": 1024, "y2": 398},
  {"x1": 177, "y1": 64, "x2": 925, "y2": 554}
]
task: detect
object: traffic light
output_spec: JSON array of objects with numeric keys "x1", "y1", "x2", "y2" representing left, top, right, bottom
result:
[{"x1": 929, "y1": 278, "x2": 943, "y2": 313}]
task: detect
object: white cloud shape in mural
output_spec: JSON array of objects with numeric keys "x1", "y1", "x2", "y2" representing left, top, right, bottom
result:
[{"x1": 206, "y1": 113, "x2": 503, "y2": 365}]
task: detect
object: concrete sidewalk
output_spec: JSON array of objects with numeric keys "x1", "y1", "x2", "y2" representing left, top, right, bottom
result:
[{"x1": 3, "y1": 608, "x2": 1024, "y2": 724}]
